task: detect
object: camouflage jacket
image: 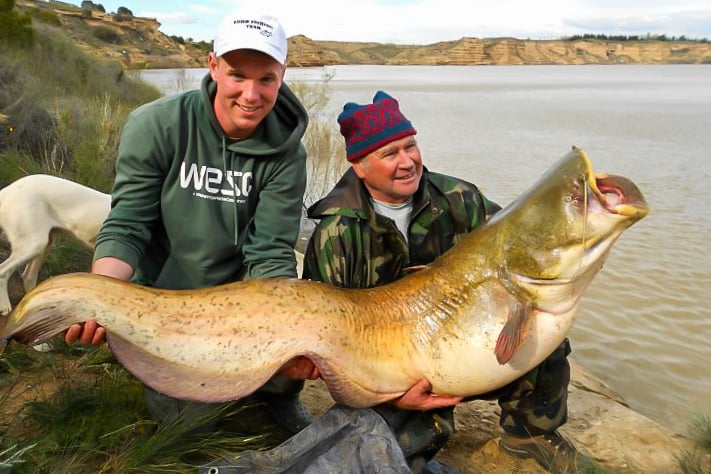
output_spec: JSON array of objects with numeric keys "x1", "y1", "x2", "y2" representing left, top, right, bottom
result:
[{"x1": 302, "y1": 167, "x2": 501, "y2": 288}]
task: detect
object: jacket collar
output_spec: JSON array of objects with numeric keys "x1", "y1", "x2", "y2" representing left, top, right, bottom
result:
[{"x1": 307, "y1": 167, "x2": 433, "y2": 222}]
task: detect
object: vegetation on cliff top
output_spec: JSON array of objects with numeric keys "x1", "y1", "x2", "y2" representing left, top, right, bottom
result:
[{"x1": 11, "y1": 0, "x2": 711, "y2": 69}]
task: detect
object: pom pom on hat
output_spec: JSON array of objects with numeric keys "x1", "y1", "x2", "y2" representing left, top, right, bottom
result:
[
  {"x1": 338, "y1": 91, "x2": 417, "y2": 162},
  {"x1": 213, "y1": 11, "x2": 287, "y2": 65}
]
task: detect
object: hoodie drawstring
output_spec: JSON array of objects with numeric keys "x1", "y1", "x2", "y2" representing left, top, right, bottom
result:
[
  {"x1": 222, "y1": 137, "x2": 239, "y2": 246},
  {"x1": 223, "y1": 136, "x2": 254, "y2": 251}
]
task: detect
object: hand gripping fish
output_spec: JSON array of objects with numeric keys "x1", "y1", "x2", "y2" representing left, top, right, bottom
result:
[{"x1": 0, "y1": 147, "x2": 649, "y2": 408}]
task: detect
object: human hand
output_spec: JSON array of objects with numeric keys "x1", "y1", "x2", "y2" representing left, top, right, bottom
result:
[
  {"x1": 390, "y1": 379, "x2": 462, "y2": 411},
  {"x1": 402, "y1": 264, "x2": 428, "y2": 275},
  {"x1": 279, "y1": 356, "x2": 320, "y2": 380},
  {"x1": 64, "y1": 258, "x2": 131, "y2": 347},
  {"x1": 64, "y1": 319, "x2": 106, "y2": 346}
]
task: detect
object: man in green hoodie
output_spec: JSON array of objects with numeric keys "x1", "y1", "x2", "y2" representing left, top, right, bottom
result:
[{"x1": 64, "y1": 10, "x2": 315, "y2": 435}]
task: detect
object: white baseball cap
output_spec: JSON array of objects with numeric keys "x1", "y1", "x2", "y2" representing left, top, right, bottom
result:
[{"x1": 213, "y1": 12, "x2": 288, "y2": 65}]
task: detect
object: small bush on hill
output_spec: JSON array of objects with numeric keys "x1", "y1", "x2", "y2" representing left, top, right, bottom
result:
[
  {"x1": 93, "y1": 25, "x2": 122, "y2": 44},
  {"x1": 30, "y1": 8, "x2": 61, "y2": 26},
  {"x1": 0, "y1": 0, "x2": 33, "y2": 46}
]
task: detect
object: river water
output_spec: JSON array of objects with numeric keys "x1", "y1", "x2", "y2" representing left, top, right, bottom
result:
[{"x1": 138, "y1": 65, "x2": 711, "y2": 435}]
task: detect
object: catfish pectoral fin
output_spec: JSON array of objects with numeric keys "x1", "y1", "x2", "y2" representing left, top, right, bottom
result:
[
  {"x1": 108, "y1": 334, "x2": 273, "y2": 404},
  {"x1": 494, "y1": 302, "x2": 534, "y2": 365}
]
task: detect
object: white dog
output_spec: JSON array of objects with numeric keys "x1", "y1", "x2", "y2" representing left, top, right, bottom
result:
[{"x1": 0, "y1": 174, "x2": 111, "y2": 316}]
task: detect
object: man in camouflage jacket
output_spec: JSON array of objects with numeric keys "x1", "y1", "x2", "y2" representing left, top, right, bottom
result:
[
  {"x1": 303, "y1": 164, "x2": 500, "y2": 288},
  {"x1": 301, "y1": 91, "x2": 594, "y2": 473}
]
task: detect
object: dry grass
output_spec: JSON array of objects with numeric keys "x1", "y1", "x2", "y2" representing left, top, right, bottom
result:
[{"x1": 0, "y1": 342, "x2": 290, "y2": 472}]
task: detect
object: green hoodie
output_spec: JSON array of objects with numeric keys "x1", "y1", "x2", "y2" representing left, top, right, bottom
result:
[{"x1": 94, "y1": 73, "x2": 308, "y2": 289}]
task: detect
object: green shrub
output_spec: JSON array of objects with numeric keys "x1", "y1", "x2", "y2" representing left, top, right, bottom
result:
[
  {"x1": 691, "y1": 412, "x2": 711, "y2": 449},
  {"x1": 0, "y1": 0, "x2": 34, "y2": 46},
  {"x1": 116, "y1": 6, "x2": 133, "y2": 17},
  {"x1": 30, "y1": 9, "x2": 61, "y2": 26},
  {"x1": 289, "y1": 70, "x2": 349, "y2": 206},
  {"x1": 92, "y1": 25, "x2": 122, "y2": 44}
]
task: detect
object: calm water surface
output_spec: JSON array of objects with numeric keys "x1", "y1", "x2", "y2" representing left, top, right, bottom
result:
[{"x1": 140, "y1": 65, "x2": 711, "y2": 434}]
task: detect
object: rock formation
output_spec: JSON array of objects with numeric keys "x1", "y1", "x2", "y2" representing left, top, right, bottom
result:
[{"x1": 16, "y1": 0, "x2": 711, "y2": 69}]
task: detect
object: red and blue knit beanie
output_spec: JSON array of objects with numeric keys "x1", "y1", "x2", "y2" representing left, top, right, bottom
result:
[{"x1": 337, "y1": 90, "x2": 417, "y2": 162}]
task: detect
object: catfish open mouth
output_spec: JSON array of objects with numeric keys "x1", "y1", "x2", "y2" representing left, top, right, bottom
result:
[{"x1": 593, "y1": 174, "x2": 649, "y2": 217}]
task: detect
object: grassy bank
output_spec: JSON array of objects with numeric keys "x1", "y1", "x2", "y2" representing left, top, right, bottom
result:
[
  {"x1": 0, "y1": 16, "x2": 163, "y2": 289},
  {"x1": 0, "y1": 342, "x2": 296, "y2": 472},
  {"x1": 0, "y1": 23, "x2": 160, "y2": 190}
]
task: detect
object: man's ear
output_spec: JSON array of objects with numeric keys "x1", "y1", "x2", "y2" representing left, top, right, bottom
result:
[
  {"x1": 208, "y1": 53, "x2": 219, "y2": 79},
  {"x1": 351, "y1": 159, "x2": 368, "y2": 179}
]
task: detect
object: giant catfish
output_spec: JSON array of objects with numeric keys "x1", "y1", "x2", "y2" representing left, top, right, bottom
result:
[{"x1": 0, "y1": 146, "x2": 649, "y2": 408}]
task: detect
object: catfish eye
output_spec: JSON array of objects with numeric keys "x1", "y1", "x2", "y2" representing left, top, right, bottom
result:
[{"x1": 564, "y1": 192, "x2": 584, "y2": 204}]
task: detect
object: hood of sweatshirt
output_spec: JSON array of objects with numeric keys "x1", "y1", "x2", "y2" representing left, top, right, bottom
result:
[{"x1": 200, "y1": 73, "x2": 309, "y2": 157}]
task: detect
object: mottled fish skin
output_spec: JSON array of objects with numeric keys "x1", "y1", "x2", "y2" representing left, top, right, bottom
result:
[{"x1": 0, "y1": 147, "x2": 649, "y2": 408}]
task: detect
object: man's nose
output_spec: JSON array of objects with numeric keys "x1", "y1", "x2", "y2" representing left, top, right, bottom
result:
[
  {"x1": 241, "y1": 80, "x2": 260, "y2": 101},
  {"x1": 396, "y1": 149, "x2": 416, "y2": 167}
]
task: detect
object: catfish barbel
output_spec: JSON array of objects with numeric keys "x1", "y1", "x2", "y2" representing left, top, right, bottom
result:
[{"x1": 0, "y1": 147, "x2": 649, "y2": 408}]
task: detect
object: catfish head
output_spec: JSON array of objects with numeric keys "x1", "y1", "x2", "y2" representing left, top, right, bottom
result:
[{"x1": 491, "y1": 146, "x2": 649, "y2": 315}]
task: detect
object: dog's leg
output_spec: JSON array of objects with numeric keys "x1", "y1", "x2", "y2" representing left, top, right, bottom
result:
[
  {"x1": 0, "y1": 239, "x2": 51, "y2": 316},
  {"x1": 21, "y1": 238, "x2": 53, "y2": 292},
  {"x1": 0, "y1": 263, "x2": 14, "y2": 316},
  {"x1": 0, "y1": 253, "x2": 31, "y2": 316}
]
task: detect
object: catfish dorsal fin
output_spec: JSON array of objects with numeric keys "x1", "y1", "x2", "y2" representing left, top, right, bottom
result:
[{"x1": 494, "y1": 302, "x2": 533, "y2": 365}]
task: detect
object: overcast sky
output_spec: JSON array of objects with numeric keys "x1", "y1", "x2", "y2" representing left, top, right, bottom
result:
[{"x1": 93, "y1": 0, "x2": 711, "y2": 44}]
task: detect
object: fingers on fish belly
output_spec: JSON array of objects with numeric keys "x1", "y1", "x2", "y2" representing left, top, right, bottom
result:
[
  {"x1": 107, "y1": 334, "x2": 274, "y2": 403},
  {"x1": 494, "y1": 302, "x2": 534, "y2": 365}
]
